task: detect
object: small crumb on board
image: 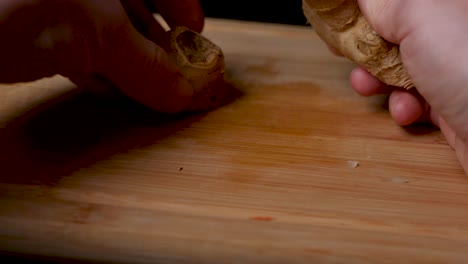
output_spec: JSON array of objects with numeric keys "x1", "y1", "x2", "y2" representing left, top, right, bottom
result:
[
  {"x1": 347, "y1": 160, "x2": 360, "y2": 169},
  {"x1": 390, "y1": 177, "x2": 410, "y2": 184}
]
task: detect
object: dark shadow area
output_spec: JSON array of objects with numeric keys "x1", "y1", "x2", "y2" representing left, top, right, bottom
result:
[
  {"x1": 145, "y1": 0, "x2": 307, "y2": 25},
  {"x1": 200, "y1": 0, "x2": 307, "y2": 25},
  {"x1": 0, "y1": 82, "x2": 241, "y2": 186},
  {"x1": 403, "y1": 122, "x2": 440, "y2": 136},
  {"x1": 0, "y1": 251, "x2": 114, "y2": 264}
]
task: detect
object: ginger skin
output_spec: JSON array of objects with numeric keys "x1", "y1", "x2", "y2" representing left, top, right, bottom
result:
[
  {"x1": 166, "y1": 27, "x2": 227, "y2": 111},
  {"x1": 303, "y1": 0, "x2": 414, "y2": 89}
]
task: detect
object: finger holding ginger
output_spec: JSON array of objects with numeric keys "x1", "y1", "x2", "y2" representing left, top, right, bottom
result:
[{"x1": 303, "y1": 0, "x2": 414, "y2": 89}]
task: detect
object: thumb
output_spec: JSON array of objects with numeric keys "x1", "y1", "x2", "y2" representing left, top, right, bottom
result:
[
  {"x1": 93, "y1": 21, "x2": 194, "y2": 113},
  {"x1": 357, "y1": 0, "x2": 411, "y2": 44}
]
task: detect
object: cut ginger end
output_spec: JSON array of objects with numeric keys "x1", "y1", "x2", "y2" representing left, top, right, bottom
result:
[
  {"x1": 166, "y1": 27, "x2": 232, "y2": 111},
  {"x1": 302, "y1": 0, "x2": 414, "y2": 90}
]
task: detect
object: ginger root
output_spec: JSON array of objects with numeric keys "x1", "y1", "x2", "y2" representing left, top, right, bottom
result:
[
  {"x1": 302, "y1": 0, "x2": 414, "y2": 89},
  {"x1": 166, "y1": 27, "x2": 227, "y2": 111}
]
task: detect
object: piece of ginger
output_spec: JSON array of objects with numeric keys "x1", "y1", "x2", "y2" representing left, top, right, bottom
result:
[
  {"x1": 303, "y1": 0, "x2": 414, "y2": 89},
  {"x1": 166, "y1": 27, "x2": 228, "y2": 111}
]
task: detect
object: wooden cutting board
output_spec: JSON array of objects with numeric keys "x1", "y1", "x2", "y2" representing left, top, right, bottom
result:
[{"x1": 0, "y1": 18, "x2": 467, "y2": 264}]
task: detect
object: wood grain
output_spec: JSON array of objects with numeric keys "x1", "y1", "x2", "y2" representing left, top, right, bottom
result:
[{"x1": 0, "y1": 18, "x2": 467, "y2": 264}]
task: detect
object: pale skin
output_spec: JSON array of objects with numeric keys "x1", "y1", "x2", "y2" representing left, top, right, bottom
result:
[
  {"x1": 0, "y1": 0, "x2": 204, "y2": 113},
  {"x1": 351, "y1": 0, "x2": 468, "y2": 173},
  {"x1": 2, "y1": 1, "x2": 468, "y2": 173}
]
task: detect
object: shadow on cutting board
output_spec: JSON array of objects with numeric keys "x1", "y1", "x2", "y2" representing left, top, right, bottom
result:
[
  {"x1": 0, "y1": 82, "x2": 241, "y2": 186},
  {"x1": 0, "y1": 251, "x2": 107, "y2": 264}
]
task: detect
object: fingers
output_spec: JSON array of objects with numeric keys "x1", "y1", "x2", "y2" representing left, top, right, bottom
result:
[
  {"x1": 388, "y1": 90, "x2": 426, "y2": 126},
  {"x1": 441, "y1": 117, "x2": 468, "y2": 173},
  {"x1": 350, "y1": 66, "x2": 427, "y2": 126},
  {"x1": 120, "y1": 0, "x2": 204, "y2": 50},
  {"x1": 69, "y1": 74, "x2": 118, "y2": 97},
  {"x1": 350, "y1": 67, "x2": 393, "y2": 96},
  {"x1": 432, "y1": 112, "x2": 468, "y2": 174},
  {"x1": 438, "y1": 116, "x2": 457, "y2": 150},
  {"x1": 151, "y1": 0, "x2": 204, "y2": 32},
  {"x1": 95, "y1": 20, "x2": 194, "y2": 113},
  {"x1": 120, "y1": 0, "x2": 167, "y2": 44}
]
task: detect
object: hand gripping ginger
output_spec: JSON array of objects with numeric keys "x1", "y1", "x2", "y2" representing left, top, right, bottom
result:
[{"x1": 303, "y1": 0, "x2": 414, "y2": 89}]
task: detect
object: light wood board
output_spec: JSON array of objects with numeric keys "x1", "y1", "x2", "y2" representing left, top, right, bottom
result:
[{"x1": 0, "y1": 18, "x2": 467, "y2": 263}]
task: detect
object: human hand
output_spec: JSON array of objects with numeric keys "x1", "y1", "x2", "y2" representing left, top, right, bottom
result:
[
  {"x1": 0, "y1": 0, "x2": 204, "y2": 113},
  {"x1": 350, "y1": 0, "x2": 468, "y2": 172}
]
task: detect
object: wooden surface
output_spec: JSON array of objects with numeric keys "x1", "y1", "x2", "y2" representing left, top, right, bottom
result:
[{"x1": 1, "y1": 18, "x2": 468, "y2": 263}]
